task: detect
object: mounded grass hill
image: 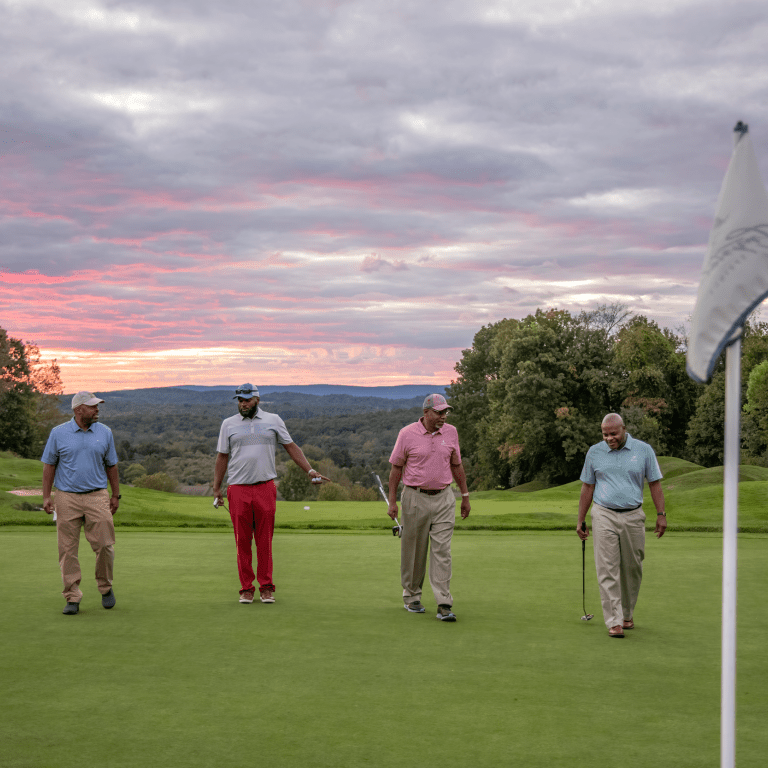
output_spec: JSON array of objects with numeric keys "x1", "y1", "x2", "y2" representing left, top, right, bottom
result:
[{"x1": 3, "y1": 452, "x2": 768, "y2": 532}]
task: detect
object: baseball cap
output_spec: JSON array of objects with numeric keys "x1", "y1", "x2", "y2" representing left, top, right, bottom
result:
[
  {"x1": 71, "y1": 391, "x2": 105, "y2": 409},
  {"x1": 233, "y1": 383, "x2": 260, "y2": 399},
  {"x1": 423, "y1": 394, "x2": 452, "y2": 411}
]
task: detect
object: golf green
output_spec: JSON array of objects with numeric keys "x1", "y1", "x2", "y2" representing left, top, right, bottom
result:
[{"x1": 1, "y1": 529, "x2": 766, "y2": 767}]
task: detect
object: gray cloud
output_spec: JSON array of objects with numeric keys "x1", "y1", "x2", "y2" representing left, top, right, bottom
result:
[{"x1": 2, "y1": 0, "x2": 768, "y2": 387}]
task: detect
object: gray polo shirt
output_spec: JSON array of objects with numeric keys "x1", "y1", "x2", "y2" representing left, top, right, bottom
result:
[
  {"x1": 41, "y1": 419, "x2": 119, "y2": 493},
  {"x1": 580, "y1": 433, "x2": 662, "y2": 510},
  {"x1": 217, "y1": 408, "x2": 293, "y2": 485}
]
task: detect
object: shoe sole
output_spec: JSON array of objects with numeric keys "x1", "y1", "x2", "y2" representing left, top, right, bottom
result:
[
  {"x1": 260, "y1": 596, "x2": 275, "y2": 603},
  {"x1": 239, "y1": 596, "x2": 255, "y2": 604},
  {"x1": 436, "y1": 614, "x2": 456, "y2": 622},
  {"x1": 404, "y1": 605, "x2": 425, "y2": 613}
]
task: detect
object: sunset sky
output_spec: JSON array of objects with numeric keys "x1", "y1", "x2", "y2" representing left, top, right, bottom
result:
[{"x1": 3, "y1": 0, "x2": 768, "y2": 393}]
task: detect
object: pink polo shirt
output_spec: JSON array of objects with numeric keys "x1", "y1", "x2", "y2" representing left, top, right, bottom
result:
[{"x1": 389, "y1": 419, "x2": 462, "y2": 489}]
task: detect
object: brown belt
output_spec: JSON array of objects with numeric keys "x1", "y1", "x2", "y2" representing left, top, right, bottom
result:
[{"x1": 406, "y1": 486, "x2": 446, "y2": 496}]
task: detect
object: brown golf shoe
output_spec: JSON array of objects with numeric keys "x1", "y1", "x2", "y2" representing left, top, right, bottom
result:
[{"x1": 609, "y1": 625, "x2": 625, "y2": 638}]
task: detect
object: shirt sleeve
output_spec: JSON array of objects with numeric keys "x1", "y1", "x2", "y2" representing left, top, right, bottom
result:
[
  {"x1": 579, "y1": 449, "x2": 596, "y2": 484},
  {"x1": 216, "y1": 421, "x2": 230, "y2": 454},
  {"x1": 41, "y1": 430, "x2": 59, "y2": 465},
  {"x1": 389, "y1": 428, "x2": 407, "y2": 467},
  {"x1": 104, "y1": 429, "x2": 119, "y2": 467},
  {"x1": 449, "y1": 426, "x2": 462, "y2": 465},
  {"x1": 645, "y1": 447, "x2": 663, "y2": 482},
  {"x1": 274, "y1": 416, "x2": 293, "y2": 445}
]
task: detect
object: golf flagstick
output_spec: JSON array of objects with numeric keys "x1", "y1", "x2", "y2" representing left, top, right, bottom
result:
[
  {"x1": 372, "y1": 472, "x2": 402, "y2": 537},
  {"x1": 581, "y1": 522, "x2": 594, "y2": 621}
]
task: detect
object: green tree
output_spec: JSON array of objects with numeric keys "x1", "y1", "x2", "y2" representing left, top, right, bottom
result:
[
  {"x1": 317, "y1": 482, "x2": 350, "y2": 501},
  {"x1": 474, "y1": 309, "x2": 618, "y2": 487},
  {"x1": 613, "y1": 317, "x2": 701, "y2": 456},
  {"x1": 0, "y1": 329, "x2": 64, "y2": 458},
  {"x1": 135, "y1": 472, "x2": 178, "y2": 493},
  {"x1": 278, "y1": 462, "x2": 317, "y2": 501},
  {"x1": 125, "y1": 463, "x2": 148, "y2": 484},
  {"x1": 686, "y1": 319, "x2": 768, "y2": 466},
  {"x1": 743, "y1": 360, "x2": 768, "y2": 461}
]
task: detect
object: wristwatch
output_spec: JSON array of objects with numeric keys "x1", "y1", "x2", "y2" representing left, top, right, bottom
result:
[{"x1": 657, "y1": 511, "x2": 665, "y2": 516}]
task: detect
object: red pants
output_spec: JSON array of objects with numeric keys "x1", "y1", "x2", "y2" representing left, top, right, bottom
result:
[{"x1": 227, "y1": 482, "x2": 277, "y2": 593}]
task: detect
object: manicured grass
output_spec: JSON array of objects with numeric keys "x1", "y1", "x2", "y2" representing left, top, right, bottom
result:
[
  {"x1": 5, "y1": 452, "x2": 768, "y2": 532},
  {"x1": 1, "y1": 529, "x2": 766, "y2": 767}
]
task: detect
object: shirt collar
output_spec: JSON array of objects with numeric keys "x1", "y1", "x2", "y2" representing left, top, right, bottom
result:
[
  {"x1": 239, "y1": 407, "x2": 262, "y2": 422},
  {"x1": 69, "y1": 417, "x2": 93, "y2": 433},
  {"x1": 419, "y1": 417, "x2": 442, "y2": 435},
  {"x1": 601, "y1": 432, "x2": 634, "y2": 452}
]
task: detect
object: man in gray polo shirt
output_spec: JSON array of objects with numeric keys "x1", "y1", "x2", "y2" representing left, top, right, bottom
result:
[
  {"x1": 213, "y1": 384, "x2": 328, "y2": 604},
  {"x1": 577, "y1": 413, "x2": 667, "y2": 638},
  {"x1": 42, "y1": 391, "x2": 120, "y2": 615}
]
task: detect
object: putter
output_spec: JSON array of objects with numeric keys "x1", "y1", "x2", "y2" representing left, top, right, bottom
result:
[
  {"x1": 581, "y1": 521, "x2": 594, "y2": 621},
  {"x1": 372, "y1": 472, "x2": 402, "y2": 537}
]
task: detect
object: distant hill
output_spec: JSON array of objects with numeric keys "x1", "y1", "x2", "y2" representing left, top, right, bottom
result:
[
  {"x1": 172, "y1": 384, "x2": 447, "y2": 399},
  {"x1": 64, "y1": 384, "x2": 448, "y2": 402}
]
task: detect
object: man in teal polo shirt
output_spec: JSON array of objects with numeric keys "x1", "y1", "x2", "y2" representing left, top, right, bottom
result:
[
  {"x1": 576, "y1": 413, "x2": 667, "y2": 638},
  {"x1": 42, "y1": 391, "x2": 121, "y2": 615}
]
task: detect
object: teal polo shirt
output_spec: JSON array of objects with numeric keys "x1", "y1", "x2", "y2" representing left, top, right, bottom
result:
[
  {"x1": 580, "y1": 433, "x2": 662, "y2": 510},
  {"x1": 41, "y1": 419, "x2": 119, "y2": 493}
]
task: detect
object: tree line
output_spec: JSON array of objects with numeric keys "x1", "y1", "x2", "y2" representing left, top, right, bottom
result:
[
  {"x1": 447, "y1": 304, "x2": 768, "y2": 490},
  {"x1": 0, "y1": 328, "x2": 64, "y2": 459},
  {"x1": 6, "y1": 305, "x2": 768, "y2": 499}
]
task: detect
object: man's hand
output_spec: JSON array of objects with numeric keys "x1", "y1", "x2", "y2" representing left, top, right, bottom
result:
[
  {"x1": 387, "y1": 502, "x2": 399, "y2": 521},
  {"x1": 213, "y1": 489, "x2": 225, "y2": 508},
  {"x1": 460, "y1": 497, "x2": 470, "y2": 519},
  {"x1": 577, "y1": 522, "x2": 590, "y2": 541},
  {"x1": 43, "y1": 498, "x2": 54, "y2": 515},
  {"x1": 655, "y1": 514, "x2": 667, "y2": 539},
  {"x1": 308, "y1": 469, "x2": 331, "y2": 484}
]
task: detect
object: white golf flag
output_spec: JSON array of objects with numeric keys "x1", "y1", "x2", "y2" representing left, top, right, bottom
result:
[{"x1": 687, "y1": 125, "x2": 768, "y2": 383}]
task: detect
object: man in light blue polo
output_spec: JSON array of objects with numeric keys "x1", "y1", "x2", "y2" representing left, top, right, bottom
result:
[
  {"x1": 577, "y1": 413, "x2": 666, "y2": 638},
  {"x1": 42, "y1": 391, "x2": 120, "y2": 615}
]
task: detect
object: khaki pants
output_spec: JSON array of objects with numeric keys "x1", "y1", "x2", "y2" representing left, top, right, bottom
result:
[
  {"x1": 591, "y1": 503, "x2": 646, "y2": 628},
  {"x1": 400, "y1": 486, "x2": 455, "y2": 606},
  {"x1": 55, "y1": 490, "x2": 115, "y2": 603}
]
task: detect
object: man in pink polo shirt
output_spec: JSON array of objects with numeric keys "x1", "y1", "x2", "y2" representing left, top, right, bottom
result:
[{"x1": 387, "y1": 394, "x2": 471, "y2": 621}]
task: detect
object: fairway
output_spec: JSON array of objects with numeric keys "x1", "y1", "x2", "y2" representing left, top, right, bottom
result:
[{"x1": 1, "y1": 530, "x2": 766, "y2": 767}]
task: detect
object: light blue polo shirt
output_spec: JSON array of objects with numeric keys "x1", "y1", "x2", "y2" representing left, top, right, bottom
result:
[
  {"x1": 580, "y1": 433, "x2": 662, "y2": 510},
  {"x1": 217, "y1": 408, "x2": 293, "y2": 485},
  {"x1": 41, "y1": 419, "x2": 119, "y2": 493}
]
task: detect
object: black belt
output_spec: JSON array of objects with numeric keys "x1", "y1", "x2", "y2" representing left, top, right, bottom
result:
[
  {"x1": 601, "y1": 504, "x2": 641, "y2": 513},
  {"x1": 67, "y1": 488, "x2": 107, "y2": 495},
  {"x1": 406, "y1": 486, "x2": 446, "y2": 496}
]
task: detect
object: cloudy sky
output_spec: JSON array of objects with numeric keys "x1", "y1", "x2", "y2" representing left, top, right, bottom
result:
[{"x1": 2, "y1": 0, "x2": 768, "y2": 392}]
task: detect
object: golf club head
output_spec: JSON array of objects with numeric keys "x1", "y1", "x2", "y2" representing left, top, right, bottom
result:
[
  {"x1": 392, "y1": 517, "x2": 403, "y2": 537},
  {"x1": 581, "y1": 614, "x2": 594, "y2": 621}
]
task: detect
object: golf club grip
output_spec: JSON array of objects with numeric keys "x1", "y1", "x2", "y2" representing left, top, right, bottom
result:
[{"x1": 581, "y1": 520, "x2": 586, "y2": 551}]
